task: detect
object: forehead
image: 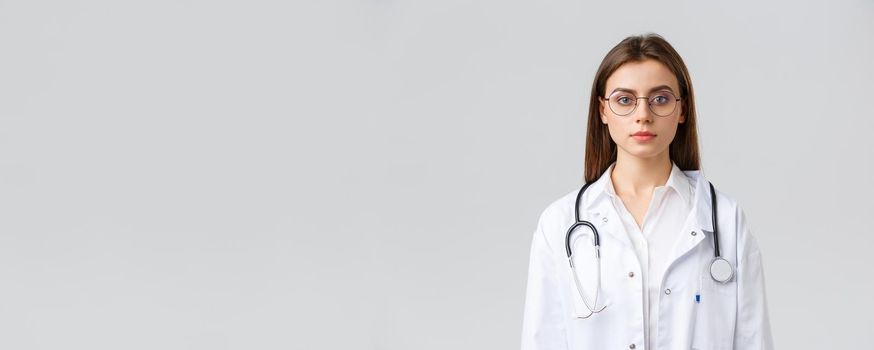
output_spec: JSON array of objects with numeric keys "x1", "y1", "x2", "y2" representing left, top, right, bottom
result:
[{"x1": 605, "y1": 59, "x2": 679, "y2": 94}]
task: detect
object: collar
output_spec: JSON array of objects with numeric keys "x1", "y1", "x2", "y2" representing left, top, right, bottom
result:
[
  {"x1": 599, "y1": 161, "x2": 692, "y2": 207},
  {"x1": 581, "y1": 161, "x2": 714, "y2": 244}
]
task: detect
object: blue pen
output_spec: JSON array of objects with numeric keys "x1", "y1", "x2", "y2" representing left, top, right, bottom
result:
[{"x1": 695, "y1": 291, "x2": 701, "y2": 304}]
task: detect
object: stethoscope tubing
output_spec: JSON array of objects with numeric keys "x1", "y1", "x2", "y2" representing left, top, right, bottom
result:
[
  {"x1": 565, "y1": 180, "x2": 722, "y2": 262},
  {"x1": 564, "y1": 178, "x2": 732, "y2": 317}
]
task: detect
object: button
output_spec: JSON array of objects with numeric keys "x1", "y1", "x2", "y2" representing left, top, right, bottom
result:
[
  {"x1": 665, "y1": 288, "x2": 672, "y2": 295},
  {"x1": 602, "y1": 217, "x2": 608, "y2": 222},
  {"x1": 628, "y1": 271, "x2": 635, "y2": 278},
  {"x1": 629, "y1": 344, "x2": 636, "y2": 349},
  {"x1": 691, "y1": 231, "x2": 697, "y2": 236}
]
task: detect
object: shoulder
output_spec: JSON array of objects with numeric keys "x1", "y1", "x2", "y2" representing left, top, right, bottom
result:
[
  {"x1": 708, "y1": 183, "x2": 762, "y2": 261},
  {"x1": 711, "y1": 184, "x2": 742, "y2": 221},
  {"x1": 532, "y1": 187, "x2": 581, "y2": 252}
]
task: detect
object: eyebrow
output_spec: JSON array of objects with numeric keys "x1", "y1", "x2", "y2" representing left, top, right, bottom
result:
[{"x1": 610, "y1": 85, "x2": 675, "y2": 95}]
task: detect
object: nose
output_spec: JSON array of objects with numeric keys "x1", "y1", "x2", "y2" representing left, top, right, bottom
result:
[{"x1": 633, "y1": 98, "x2": 654, "y2": 124}]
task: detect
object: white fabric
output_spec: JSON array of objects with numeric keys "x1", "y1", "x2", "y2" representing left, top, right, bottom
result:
[
  {"x1": 520, "y1": 163, "x2": 774, "y2": 350},
  {"x1": 602, "y1": 161, "x2": 694, "y2": 350}
]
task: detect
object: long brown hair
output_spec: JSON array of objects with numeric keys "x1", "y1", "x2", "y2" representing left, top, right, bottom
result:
[{"x1": 584, "y1": 33, "x2": 701, "y2": 183}]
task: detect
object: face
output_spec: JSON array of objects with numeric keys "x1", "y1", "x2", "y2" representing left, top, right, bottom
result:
[{"x1": 599, "y1": 59, "x2": 685, "y2": 161}]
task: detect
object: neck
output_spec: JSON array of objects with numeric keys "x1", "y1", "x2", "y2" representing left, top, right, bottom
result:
[{"x1": 611, "y1": 151, "x2": 673, "y2": 197}]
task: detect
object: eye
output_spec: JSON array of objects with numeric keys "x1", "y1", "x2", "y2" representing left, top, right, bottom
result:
[
  {"x1": 615, "y1": 95, "x2": 635, "y2": 105},
  {"x1": 651, "y1": 95, "x2": 669, "y2": 105}
]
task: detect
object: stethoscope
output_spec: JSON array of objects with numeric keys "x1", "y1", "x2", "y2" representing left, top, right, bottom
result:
[{"x1": 565, "y1": 180, "x2": 734, "y2": 318}]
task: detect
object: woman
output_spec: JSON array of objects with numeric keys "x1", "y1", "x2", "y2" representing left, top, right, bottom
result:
[{"x1": 520, "y1": 33, "x2": 774, "y2": 350}]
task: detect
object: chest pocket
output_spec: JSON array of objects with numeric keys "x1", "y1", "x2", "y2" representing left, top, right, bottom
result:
[{"x1": 691, "y1": 262, "x2": 737, "y2": 349}]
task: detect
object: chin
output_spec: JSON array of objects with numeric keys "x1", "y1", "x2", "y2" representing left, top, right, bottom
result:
[{"x1": 618, "y1": 145, "x2": 670, "y2": 159}]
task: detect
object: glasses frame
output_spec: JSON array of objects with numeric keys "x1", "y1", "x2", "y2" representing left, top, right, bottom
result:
[{"x1": 601, "y1": 90, "x2": 682, "y2": 117}]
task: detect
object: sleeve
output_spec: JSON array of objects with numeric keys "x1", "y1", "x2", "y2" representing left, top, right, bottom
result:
[
  {"x1": 733, "y1": 207, "x2": 775, "y2": 350},
  {"x1": 521, "y1": 213, "x2": 569, "y2": 350}
]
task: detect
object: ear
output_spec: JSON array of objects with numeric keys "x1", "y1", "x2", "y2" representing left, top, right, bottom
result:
[
  {"x1": 599, "y1": 98, "x2": 608, "y2": 124},
  {"x1": 678, "y1": 101, "x2": 686, "y2": 123}
]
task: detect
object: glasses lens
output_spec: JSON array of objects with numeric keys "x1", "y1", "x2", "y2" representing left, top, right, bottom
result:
[
  {"x1": 649, "y1": 91, "x2": 678, "y2": 116},
  {"x1": 608, "y1": 92, "x2": 636, "y2": 115}
]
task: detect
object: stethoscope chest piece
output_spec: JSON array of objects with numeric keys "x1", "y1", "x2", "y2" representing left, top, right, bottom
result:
[{"x1": 710, "y1": 257, "x2": 734, "y2": 283}]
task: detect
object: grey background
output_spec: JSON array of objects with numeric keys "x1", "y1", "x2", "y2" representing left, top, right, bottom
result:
[{"x1": 1, "y1": 0, "x2": 872, "y2": 349}]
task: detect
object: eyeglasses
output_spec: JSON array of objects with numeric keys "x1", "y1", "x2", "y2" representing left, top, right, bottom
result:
[{"x1": 602, "y1": 90, "x2": 681, "y2": 117}]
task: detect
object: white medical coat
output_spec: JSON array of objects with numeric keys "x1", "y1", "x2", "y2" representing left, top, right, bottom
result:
[{"x1": 520, "y1": 169, "x2": 774, "y2": 350}]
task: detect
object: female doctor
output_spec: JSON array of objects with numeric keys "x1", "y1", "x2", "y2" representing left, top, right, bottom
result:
[{"x1": 520, "y1": 33, "x2": 774, "y2": 350}]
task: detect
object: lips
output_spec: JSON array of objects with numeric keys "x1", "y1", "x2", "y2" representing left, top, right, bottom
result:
[{"x1": 631, "y1": 131, "x2": 656, "y2": 142}]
